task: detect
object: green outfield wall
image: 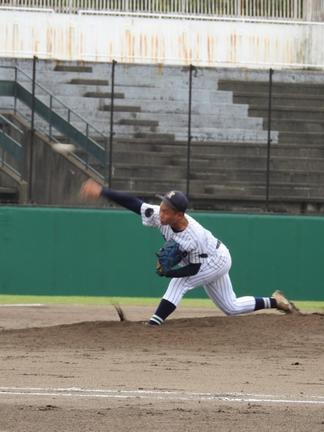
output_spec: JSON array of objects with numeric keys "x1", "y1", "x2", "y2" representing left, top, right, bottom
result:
[{"x1": 0, "y1": 206, "x2": 323, "y2": 300}]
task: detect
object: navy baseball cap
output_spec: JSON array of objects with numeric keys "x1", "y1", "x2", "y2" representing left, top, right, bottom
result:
[{"x1": 157, "y1": 190, "x2": 188, "y2": 213}]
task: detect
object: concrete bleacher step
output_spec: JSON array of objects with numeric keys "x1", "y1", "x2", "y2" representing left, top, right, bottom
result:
[
  {"x1": 204, "y1": 183, "x2": 324, "y2": 200},
  {"x1": 54, "y1": 65, "x2": 93, "y2": 73},
  {"x1": 110, "y1": 150, "x2": 179, "y2": 165},
  {"x1": 113, "y1": 140, "x2": 184, "y2": 153},
  {"x1": 151, "y1": 128, "x2": 275, "y2": 143},
  {"x1": 70, "y1": 79, "x2": 109, "y2": 86},
  {"x1": 271, "y1": 145, "x2": 324, "y2": 158},
  {"x1": 109, "y1": 133, "x2": 176, "y2": 144},
  {"x1": 279, "y1": 131, "x2": 324, "y2": 144},
  {"x1": 100, "y1": 105, "x2": 141, "y2": 112},
  {"x1": 249, "y1": 107, "x2": 324, "y2": 122},
  {"x1": 84, "y1": 92, "x2": 125, "y2": 99},
  {"x1": 117, "y1": 118, "x2": 159, "y2": 127},
  {"x1": 74, "y1": 98, "x2": 247, "y2": 116},
  {"x1": 114, "y1": 87, "x2": 233, "y2": 103},
  {"x1": 110, "y1": 157, "x2": 209, "y2": 176},
  {"x1": 191, "y1": 169, "x2": 324, "y2": 184},
  {"x1": 111, "y1": 178, "x2": 187, "y2": 193},
  {"x1": 111, "y1": 164, "x2": 187, "y2": 179},
  {"x1": 57, "y1": 138, "x2": 266, "y2": 156},
  {"x1": 218, "y1": 80, "x2": 324, "y2": 96},
  {"x1": 264, "y1": 119, "x2": 324, "y2": 133},
  {"x1": 132, "y1": 132, "x2": 175, "y2": 141},
  {"x1": 182, "y1": 154, "x2": 324, "y2": 171},
  {"x1": 233, "y1": 93, "x2": 324, "y2": 109},
  {"x1": 0, "y1": 186, "x2": 18, "y2": 203},
  {"x1": 188, "y1": 142, "x2": 324, "y2": 159},
  {"x1": 70, "y1": 107, "x2": 253, "y2": 123}
]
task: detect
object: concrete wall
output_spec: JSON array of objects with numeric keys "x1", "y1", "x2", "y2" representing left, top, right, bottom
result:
[{"x1": 1, "y1": 10, "x2": 324, "y2": 68}]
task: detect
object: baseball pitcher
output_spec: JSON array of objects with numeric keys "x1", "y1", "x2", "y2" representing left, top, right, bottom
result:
[{"x1": 80, "y1": 180, "x2": 299, "y2": 326}]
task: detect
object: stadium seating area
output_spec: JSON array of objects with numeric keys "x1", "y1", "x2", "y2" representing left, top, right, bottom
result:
[{"x1": 1, "y1": 59, "x2": 324, "y2": 213}]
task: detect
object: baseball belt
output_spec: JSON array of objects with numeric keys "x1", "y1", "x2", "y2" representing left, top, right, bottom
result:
[{"x1": 199, "y1": 239, "x2": 222, "y2": 258}]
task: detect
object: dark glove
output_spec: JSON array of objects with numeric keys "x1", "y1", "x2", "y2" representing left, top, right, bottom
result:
[{"x1": 155, "y1": 239, "x2": 185, "y2": 277}]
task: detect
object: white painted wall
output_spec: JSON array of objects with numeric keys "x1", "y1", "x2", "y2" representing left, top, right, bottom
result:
[{"x1": 0, "y1": 10, "x2": 324, "y2": 68}]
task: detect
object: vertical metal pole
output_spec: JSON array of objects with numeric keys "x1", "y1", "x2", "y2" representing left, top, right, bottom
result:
[
  {"x1": 186, "y1": 64, "x2": 193, "y2": 198},
  {"x1": 108, "y1": 60, "x2": 116, "y2": 187},
  {"x1": 28, "y1": 55, "x2": 37, "y2": 203},
  {"x1": 14, "y1": 67, "x2": 17, "y2": 114},
  {"x1": 85, "y1": 123, "x2": 89, "y2": 169},
  {"x1": 265, "y1": 68, "x2": 273, "y2": 211},
  {"x1": 49, "y1": 95, "x2": 52, "y2": 140}
]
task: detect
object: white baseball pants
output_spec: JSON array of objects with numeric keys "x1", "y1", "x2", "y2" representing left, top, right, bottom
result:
[{"x1": 162, "y1": 243, "x2": 256, "y2": 315}]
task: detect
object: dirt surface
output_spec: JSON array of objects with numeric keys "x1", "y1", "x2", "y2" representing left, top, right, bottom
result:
[{"x1": 0, "y1": 305, "x2": 323, "y2": 431}]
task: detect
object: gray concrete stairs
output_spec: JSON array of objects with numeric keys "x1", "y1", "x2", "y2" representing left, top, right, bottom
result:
[
  {"x1": 0, "y1": 113, "x2": 28, "y2": 203},
  {"x1": 0, "y1": 185, "x2": 18, "y2": 203},
  {"x1": 1, "y1": 59, "x2": 324, "y2": 213},
  {"x1": 218, "y1": 80, "x2": 324, "y2": 145},
  {"x1": 2, "y1": 60, "x2": 277, "y2": 144},
  {"x1": 216, "y1": 79, "x2": 324, "y2": 211}
]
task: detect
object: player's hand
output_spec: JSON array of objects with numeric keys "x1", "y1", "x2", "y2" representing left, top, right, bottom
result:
[{"x1": 80, "y1": 179, "x2": 103, "y2": 201}]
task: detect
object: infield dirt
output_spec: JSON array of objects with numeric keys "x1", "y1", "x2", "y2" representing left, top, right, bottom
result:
[{"x1": 0, "y1": 305, "x2": 323, "y2": 431}]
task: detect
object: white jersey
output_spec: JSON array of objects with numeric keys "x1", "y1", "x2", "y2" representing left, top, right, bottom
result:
[
  {"x1": 141, "y1": 202, "x2": 259, "y2": 316},
  {"x1": 140, "y1": 201, "x2": 276, "y2": 322},
  {"x1": 141, "y1": 203, "x2": 220, "y2": 265}
]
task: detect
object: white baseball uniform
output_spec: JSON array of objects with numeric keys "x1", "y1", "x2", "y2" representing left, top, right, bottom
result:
[{"x1": 141, "y1": 203, "x2": 257, "y2": 315}]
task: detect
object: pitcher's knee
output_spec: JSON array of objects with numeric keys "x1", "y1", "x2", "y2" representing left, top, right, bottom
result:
[{"x1": 221, "y1": 302, "x2": 242, "y2": 316}]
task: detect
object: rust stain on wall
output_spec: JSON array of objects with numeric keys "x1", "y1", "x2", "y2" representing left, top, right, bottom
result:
[
  {"x1": 264, "y1": 36, "x2": 270, "y2": 60},
  {"x1": 194, "y1": 33, "x2": 200, "y2": 64},
  {"x1": 137, "y1": 34, "x2": 149, "y2": 59},
  {"x1": 131, "y1": 34, "x2": 135, "y2": 60},
  {"x1": 108, "y1": 41, "x2": 113, "y2": 60},
  {"x1": 285, "y1": 39, "x2": 294, "y2": 63},
  {"x1": 0, "y1": 12, "x2": 319, "y2": 67},
  {"x1": 66, "y1": 26, "x2": 75, "y2": 60},
  {"x1": 207, "y1": 35, "x2": 214, "y2": 64},
  {"x1": 124, "y1": 30, "x2": 133, "y2": 60},
  {"x1": 151, "y1": 34, "x2": 160, "y2": 61},
  {"x1": 12, "y1": 24, "x2": 19, "y2": 52},
  {"x1": 32, "y1": 27, "x2": 40, "y2": 55},
  {"x1": 179, "y1": 32, "x2": 190, "y2": 64},
  {"x1": 46, "y1": 27, "x2": 53, "y2": 55},
  {"x1": 230, "y1": 33, "x2": 238, "y2": 62}
]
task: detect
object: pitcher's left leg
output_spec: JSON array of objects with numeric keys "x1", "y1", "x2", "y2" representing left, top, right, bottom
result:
[{"x1": 204, "y1": 274, "x2": 277, "y2": 315}]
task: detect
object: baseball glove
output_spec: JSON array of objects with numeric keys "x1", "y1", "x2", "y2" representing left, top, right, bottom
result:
[{"x1": 156, "y1": 239, "x2": 184, "y2": 276}]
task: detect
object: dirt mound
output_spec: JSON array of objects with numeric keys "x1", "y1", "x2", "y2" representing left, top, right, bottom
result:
[{"x1": 0, "y1": 314, "x2": 323, "y2": 352}]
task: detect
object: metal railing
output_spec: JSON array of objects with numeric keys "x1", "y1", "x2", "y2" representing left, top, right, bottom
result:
[
  {"x1": 0, "y1": 0, "x2": 307, "y2": 19},
  {"x1": 0, "y1": 113, "x2": 24, "y2": 179},
  {"x1": 0, "y1": 64, "x2": 109, "y2": 186}
]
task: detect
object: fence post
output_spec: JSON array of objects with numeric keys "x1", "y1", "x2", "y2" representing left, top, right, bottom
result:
[
  {"x1": 265, "y1": 67, "x2": 273, "y2": 211},
  {"x1": 186, "y1": 64, "x2": 194, "y2": 199},
  {"x1": 49, "y1": 95, "x2": 53, "y2": 140},
  {"x1": 28, "y1": 55, "x2": 38, "y2": 203},
  {"x1": 108, "y1": 59, "x2": 116, "y2": 187},
  {"x1": 14, "y1": 67, "x2": 17, "y2": 114}
]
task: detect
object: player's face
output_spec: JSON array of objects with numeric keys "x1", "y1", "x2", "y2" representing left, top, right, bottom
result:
[{"x1": 159, "y1": 202, "x2": 181, "y2": 226}]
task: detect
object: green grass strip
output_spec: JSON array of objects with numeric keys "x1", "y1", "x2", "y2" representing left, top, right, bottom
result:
[
  {"x1": 0, "y1": 295, "x2": 211, "y2": 307},
  {"x1": 0, "y1": 295, "x2": 323, "y2": 312}
]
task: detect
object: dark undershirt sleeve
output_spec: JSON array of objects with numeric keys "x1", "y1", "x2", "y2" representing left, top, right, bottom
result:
[
  {"x1": 100, "y1": 187, "x2": 143, "y2": 215},
  {"x1": 165, "y1": 263, "x2": 201, "y2": 278}
]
